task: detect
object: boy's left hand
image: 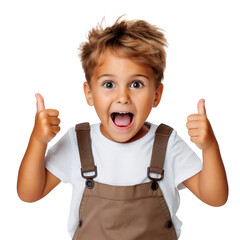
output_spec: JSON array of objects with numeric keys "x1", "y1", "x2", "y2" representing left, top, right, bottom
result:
[{"x1": 186, "y1": 99, "x2": 217, "y2": 151}]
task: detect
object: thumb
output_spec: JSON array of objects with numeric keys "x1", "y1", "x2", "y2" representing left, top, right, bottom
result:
[
  {"x1": 35, "y1": 93, "x2": 45, "y2": 113},
  {"x1": 197, "y1": 99, "x2": 206, "y2": 115}
]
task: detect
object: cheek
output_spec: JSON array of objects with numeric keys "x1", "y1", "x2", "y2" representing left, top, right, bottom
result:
[
  {"x1": 92, "y1": 89, "x2": 104, "y2": 104},
  {"x1": 135, "y1": 90, "x2": 155, "y2": 108},
  {"x1": 134, "y1": 97, "x2": 153, "y2": 118},
  {"x1": 92, "y1": 88, "x2": 110, "y2": 101},
  {"x1": 92, "y1": 90, "x2": 111, "y2": 115}
]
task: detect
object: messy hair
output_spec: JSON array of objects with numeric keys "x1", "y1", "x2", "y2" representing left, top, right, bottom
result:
[{"x1": 79, "y1": 16, "x2": 168, "y2": 89}]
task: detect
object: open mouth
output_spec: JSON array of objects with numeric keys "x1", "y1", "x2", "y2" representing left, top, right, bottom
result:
[{"x1": 110, "y1": 112, "x2": 134, "y2": 127}]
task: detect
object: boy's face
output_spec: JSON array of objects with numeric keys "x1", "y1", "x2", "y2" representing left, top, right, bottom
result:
[{"x1": 84, "y1": 49, "x2": 163, "y2": 143}]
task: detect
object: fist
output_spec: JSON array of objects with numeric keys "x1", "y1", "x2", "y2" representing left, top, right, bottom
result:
[
  {"x1": 32, "y1": 93, "x2": 61, "y2": 144},
  {"x1": 186, "y1": 99, "x2": 216, "y2": 151}
]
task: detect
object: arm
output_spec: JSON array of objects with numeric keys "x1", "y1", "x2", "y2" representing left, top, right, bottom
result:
[
  {"x1": 183, "y1": 99, "x2": 228, "y2": 207},
  {"x1": 17, "y1": 93, "x2": 61, "y2": 202}
]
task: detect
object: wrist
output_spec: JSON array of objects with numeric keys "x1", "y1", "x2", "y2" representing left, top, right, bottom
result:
[
  {"x1": 31, "y1": 131, "x2": 48, "y2": 148},
  {"x1": 202, "y1": 139, "x2": 220, "y2": 156}
]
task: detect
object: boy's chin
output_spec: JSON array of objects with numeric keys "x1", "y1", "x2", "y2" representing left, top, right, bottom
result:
[
  {"x1": 105, "y1": 127, "x2": 148, "y2": 144},
  {"x1": 100, "y1": 123, "x2": 135, "y2": 143},
  {"x1": 112, "y1": 135, "x2": 134, "y2": 143},
  {"x1": 114, "y1": 123, "x2": 150, "y2": 143},
  {"x1": 100, "y1": 118, "x2": 149, "y2": 143}
]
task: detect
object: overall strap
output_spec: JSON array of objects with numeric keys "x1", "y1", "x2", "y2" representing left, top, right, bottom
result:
[
  {"x1": 147, "y1": 124, "x2": 173, "y2": 181},
  {"x1": 75, "y1": 122, "x2": 97, "y2": 180}
]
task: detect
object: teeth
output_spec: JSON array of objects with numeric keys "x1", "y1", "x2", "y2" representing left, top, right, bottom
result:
[
  {"x1": 112, "y1": 112, "x2": 130, "y2": 115},
  {"x1": 111, "y1": 112, "x2": 134, "y2": 121}
]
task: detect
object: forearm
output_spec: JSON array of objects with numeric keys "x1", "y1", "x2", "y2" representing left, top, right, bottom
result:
[
  {"x1": 17, "y1": 133, "x2": 47, "y2": 202},
  {"x1": 198, "y1": 142, "x2": 228, "y2": 206},
  {"x1": 17, "y1": 94, "x2": 61, "y2": 202}
]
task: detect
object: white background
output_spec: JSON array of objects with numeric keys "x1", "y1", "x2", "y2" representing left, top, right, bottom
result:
[{"x1": 1, "y1": 0, "x2": 239, "y2": 239}]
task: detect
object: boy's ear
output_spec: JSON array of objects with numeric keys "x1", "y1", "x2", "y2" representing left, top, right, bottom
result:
[
  {"x1": 153, "y1": 83, "x2": 164, "y2": 108},
  {"x1": 83, "y1": 82, "x2": 94, "y2": 106}
]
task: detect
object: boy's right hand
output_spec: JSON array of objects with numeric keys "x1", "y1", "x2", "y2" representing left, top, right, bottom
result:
[{"x1": 32, "y1": 93, "x2": 61, "y2": 145}]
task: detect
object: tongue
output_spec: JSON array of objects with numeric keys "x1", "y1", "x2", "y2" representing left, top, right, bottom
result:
[{"x1": 114, "y1": 113, "x2": 132, "y2": 126}]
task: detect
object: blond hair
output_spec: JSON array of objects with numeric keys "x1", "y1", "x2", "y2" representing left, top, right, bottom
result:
[{"x1": 79, "y1": 17, "x2": 168, "y2": 88}]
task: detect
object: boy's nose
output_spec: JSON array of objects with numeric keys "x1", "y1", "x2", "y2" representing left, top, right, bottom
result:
[{"x1": 115, "y1": 88, "x2": 130, "y2": 104}]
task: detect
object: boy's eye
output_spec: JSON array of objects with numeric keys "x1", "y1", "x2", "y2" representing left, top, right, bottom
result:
[
  {"x1": 130, "y1": 81, "x2": 143, "y2": 88},
  {"x1": 103, "y1": 81, "x2": 115, "y2": 88}
]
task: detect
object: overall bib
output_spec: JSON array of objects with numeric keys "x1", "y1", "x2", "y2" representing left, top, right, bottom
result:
[{"x1": 73, "y1": 122, "x2": 178, "y2": 240}]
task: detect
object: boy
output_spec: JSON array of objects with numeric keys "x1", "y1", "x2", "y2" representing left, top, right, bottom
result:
[{"x1": 17, "y1": 17, "x2": 228, "y2": 239}]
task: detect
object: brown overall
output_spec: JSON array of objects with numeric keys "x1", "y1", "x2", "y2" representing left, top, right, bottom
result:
[{"x1": 73, "y1": 122, "x2": 178, "y2": 240}]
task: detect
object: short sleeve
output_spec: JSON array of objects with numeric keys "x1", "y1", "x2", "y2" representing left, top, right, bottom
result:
[
  {"x1": 45, "y1": 128, "x2": 75, "y2": 183},
  {"x1": 170, "y1": 131, "x2": 203, "y2": 190}
]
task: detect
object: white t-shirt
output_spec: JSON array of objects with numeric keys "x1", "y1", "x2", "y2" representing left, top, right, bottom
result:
[{"x1": 45, "y1": 122, "x2": 202, "y2": 239}]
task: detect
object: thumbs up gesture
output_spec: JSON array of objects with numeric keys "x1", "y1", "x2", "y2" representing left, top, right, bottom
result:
[
  {"x1": 32, "y1": 93, "x2": 61, "y2": 144},
  {"x1": 186, "y1": 99, "x2": 216, "y2": 150}
]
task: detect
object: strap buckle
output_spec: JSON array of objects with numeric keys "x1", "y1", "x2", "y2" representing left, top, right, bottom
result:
[
  {"x1": 81, "y1": 166, "x2": 98, "y2": 179},
  {"x1": 147, "y1": 167, "x2": 164, "y2": 181}
]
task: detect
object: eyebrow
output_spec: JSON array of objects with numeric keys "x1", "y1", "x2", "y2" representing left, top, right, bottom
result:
[
  {"x1": 97, "y1": 74, "x2": 150, "y2": 81},
  {"x1": 133, "y1": 74, "x2": 150, "y2": 80},
  {"x1": 97, "y1": 74, "x2": 115, "y2": 80}
]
